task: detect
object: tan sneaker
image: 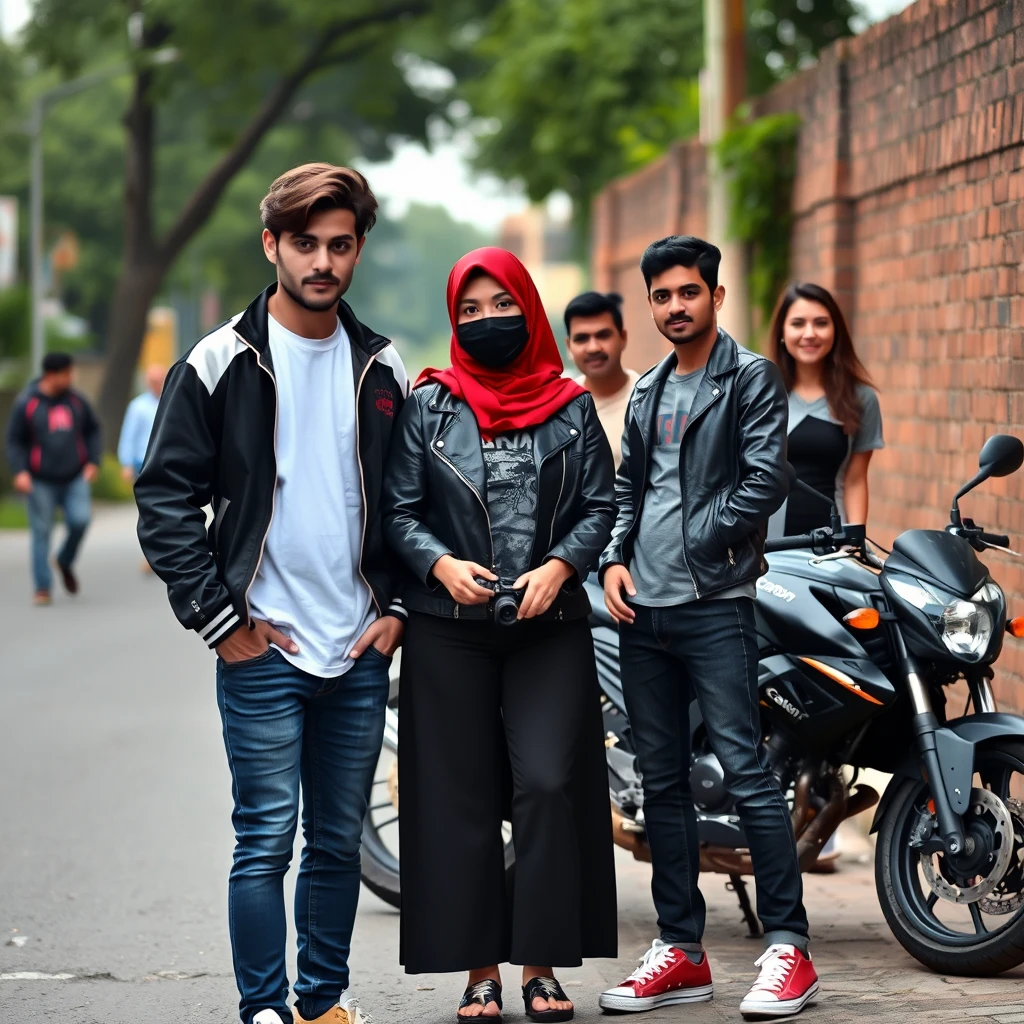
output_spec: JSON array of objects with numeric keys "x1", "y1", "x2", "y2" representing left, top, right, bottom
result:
[
  {"x1": 33, "y1": 590, "x2": 52, "y2": 606},
  {"x1": 293, "y1": 995, "x2": 376, "y2": 1024}
]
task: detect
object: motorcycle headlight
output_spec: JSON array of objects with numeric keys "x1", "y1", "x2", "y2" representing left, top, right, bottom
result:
[
  {"x1": 887, "y1": 575, "x2": 1003, "y2": 662},
  {"x1": 940, "y1": 599, "x2": 993, "y2": 658}
]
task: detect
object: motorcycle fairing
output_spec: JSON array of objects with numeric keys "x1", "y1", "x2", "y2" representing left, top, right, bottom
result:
[
  {"x1": 889, "y1": 529, "x2": 989, "y2": 599},
  {"x1": 757, "y1": 653, "x2": 897, "y2": 747}
]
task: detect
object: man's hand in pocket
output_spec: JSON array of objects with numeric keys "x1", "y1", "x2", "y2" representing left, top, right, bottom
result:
[
  {"x1": 216, "y1": 619, "x2": 298, "y2": 663},
  {"x1": 350, "y1": 615, "x2": 404, "y2": 659}
]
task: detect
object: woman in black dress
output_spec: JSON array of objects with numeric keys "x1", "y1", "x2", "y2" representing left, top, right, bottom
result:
[
  {"x1": 767, "y1": 282, "x2": 884, "y2": 545},
  {"x1": 382, "y1": 246, "x2": 618, "y2": 1022}
]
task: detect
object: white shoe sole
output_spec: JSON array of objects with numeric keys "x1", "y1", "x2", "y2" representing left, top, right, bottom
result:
[
  {"x1": 740, "y1": 980, "x2": 819, "y2": 1019},
  {"x1": 599, "y1": 984, "x2": 713, "y2": 1012}
]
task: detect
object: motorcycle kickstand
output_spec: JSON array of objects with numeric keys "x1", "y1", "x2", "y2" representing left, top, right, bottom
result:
[{"x1": 726, "y1": 874, "x2": 761, "y2": 939}]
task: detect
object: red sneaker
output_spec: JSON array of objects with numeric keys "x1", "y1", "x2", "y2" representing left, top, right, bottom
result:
[
  {"x1": 599, "y1": 938, "x2": 713, "y2": 1012},
  {"x1": 739, "y1": 943, "x2": 819, "y2": 1019}
]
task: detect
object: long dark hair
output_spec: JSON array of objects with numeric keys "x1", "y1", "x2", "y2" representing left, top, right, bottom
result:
[{"x1": 769, "y1": 282, "x2": 874, "y2": 434}]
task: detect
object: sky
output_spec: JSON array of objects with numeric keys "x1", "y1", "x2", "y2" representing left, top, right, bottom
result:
[{"x1": 0, "y1": 0, "x2": 916, "y2": 229}]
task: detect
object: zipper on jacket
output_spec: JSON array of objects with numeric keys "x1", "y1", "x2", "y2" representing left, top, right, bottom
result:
[
  {"x1": 354, "y1": 352, "x2": 382, "y2": 613},
  {"x1": 727, "y1": 547, "x2": 736, "y2": 566},
  {"x1": 431, "y1": 444, "x2": 495, "y2": 570},
  {"x1": 237, "y1": 332, "x2": 279, "y2": 622},
  {"x1": 547, "y1": 450, "x2": 567, "y2": 550}
]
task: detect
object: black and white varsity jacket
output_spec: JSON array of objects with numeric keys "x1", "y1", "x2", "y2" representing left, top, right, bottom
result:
[{"x1": 135, "y1": 284, "x2": 410, "y2": 649}]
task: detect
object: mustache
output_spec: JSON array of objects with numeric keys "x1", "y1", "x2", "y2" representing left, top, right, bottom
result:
[
  {"x1": 302, "y1": 273, "x2": 340, "y2": 286},
  {"x1": 584, "y1": 352, "x2": 608, "y2": 362}
]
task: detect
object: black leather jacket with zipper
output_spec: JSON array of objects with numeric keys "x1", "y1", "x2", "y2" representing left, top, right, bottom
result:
[
  {"x1": 599, "y1": 329, "x2": 789, "y2": 598},
  {"x1": 382, "y1": 384, "x2": 617, "y2": 621},
  {"x1": 135, "y1": 285, "x2": 410, "y2": 649}
]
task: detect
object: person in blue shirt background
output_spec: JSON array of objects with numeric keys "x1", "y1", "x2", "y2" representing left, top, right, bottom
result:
[{"x1": 118, "y1": 364, "x2": 167, "y2": 480}]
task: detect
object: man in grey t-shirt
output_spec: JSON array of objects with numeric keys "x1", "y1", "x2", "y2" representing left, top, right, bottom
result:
[{"x1": 598, "y1": 236, "x2": 818, "y2": 1020}]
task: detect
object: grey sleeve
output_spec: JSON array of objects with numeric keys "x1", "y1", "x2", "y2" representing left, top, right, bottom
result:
[{"x1": 853, "y1": 386, "x2": 884, "y2": 453}]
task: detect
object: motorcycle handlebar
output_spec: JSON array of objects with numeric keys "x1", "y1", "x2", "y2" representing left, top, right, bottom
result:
[
  {"x1": 763, "y1": 534, "x2": 818, "y2": 553},
  {"x1": 981, "y1": 531, "x2": 1011, "y2": 548}
]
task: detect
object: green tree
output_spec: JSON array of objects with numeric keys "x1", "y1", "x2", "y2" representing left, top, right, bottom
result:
[
  {"x1": 18, "y1": 0, "x2": 495, "y2": 446},
  {"x1": 463, "y1": 0, "x2": 862, "y2": 221}
]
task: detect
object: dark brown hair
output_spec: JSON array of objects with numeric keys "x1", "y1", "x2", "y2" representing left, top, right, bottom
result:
[
  {"x1": 259, "y1": 163, "x2": 378, "y2": 239},
  {"x1": 769, "y1": 282, "x2": 874, "y2": 434}
]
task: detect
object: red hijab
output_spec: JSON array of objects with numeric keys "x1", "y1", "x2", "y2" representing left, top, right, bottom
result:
[{"x1": 416, "y1": 247, "x2": 585, "y2": 440}]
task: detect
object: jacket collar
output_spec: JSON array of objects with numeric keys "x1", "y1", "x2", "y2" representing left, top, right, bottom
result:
[
  {"x1": 634, "y1": 327, "x2": 740, "y2": 393},
  {"x1": 425, "y1": 382, "x2": 582, "y2": 497},
  {"x1": 233, "y1": 283, "x2": 389, "y2": 358}
]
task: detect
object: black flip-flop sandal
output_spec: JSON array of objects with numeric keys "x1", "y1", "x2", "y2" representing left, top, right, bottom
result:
[
  {"x1": 522, "y1": 977, "x2": 574, "y2": 1023},
  {"x1": 457, "y1": 979, "x2": 503, "y2": 1022}
]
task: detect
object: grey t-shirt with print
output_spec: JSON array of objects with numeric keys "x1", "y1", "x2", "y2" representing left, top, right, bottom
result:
[
  {"x1": 630, "y1": 370, "x2": 756, "y2": 607},
  {"x1": 482, "y1": 431, "x2": 538, "y2": 588}
]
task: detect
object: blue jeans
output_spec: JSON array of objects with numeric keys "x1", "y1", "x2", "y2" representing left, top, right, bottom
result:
[
  {"x1": 26, "y1": 475, "x2": 91, "y2": 592},
  {"x1": 216, "y1": 647, "x2": 391, "y2": 1024},
  {"x1": 619, "y1": 598, "x2": 809, "y2": 950}
]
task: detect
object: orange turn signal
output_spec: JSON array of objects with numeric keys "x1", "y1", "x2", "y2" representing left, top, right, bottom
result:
[
  {"x1": 843, "y1": 607, "x2": 880, "y2": 630},
  {"x1": 1008, "y1": 616, "x2": 1024, "y2": 638}
]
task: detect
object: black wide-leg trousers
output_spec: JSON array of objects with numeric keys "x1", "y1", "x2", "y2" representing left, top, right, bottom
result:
[{"x1": 398, "y1": 611, "x2": 617, "y2": 973}]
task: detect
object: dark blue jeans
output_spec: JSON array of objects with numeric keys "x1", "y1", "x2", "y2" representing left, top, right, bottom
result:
[
  {"x1": 216, "y1": 647, "x2": 391, "y2": 1024},
  {"x1": 620, "y1": 597, "x2": 809, "y2": 950},
  {"x1": 27, "y1": 475, "x2": 91, "y2": 592}
]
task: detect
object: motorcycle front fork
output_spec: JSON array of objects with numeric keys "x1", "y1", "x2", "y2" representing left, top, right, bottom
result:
[{"x1": 895, "y1": 631, "x2": 969, "y2": 856}]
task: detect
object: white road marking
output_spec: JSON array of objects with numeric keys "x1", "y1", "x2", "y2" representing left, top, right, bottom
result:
[{"x1": 0, "y1": 972, "x2": 76, "y2": 981}]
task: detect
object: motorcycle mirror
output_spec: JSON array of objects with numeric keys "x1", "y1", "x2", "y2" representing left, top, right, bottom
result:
[
  {"x1": 952, "y1": 435, "x2": 1024, "y2": 525},
  {"x1": 979, "y1": 434, "x2": 1024, "y2": 479}
]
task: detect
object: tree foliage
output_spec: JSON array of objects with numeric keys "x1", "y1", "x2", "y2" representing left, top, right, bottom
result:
[
  {"x1": 463, "y1": 0, "x2": 863, "y2": 217},
  {"x1": 8, "y1": 0, "x2": 496, "y2": 441}
]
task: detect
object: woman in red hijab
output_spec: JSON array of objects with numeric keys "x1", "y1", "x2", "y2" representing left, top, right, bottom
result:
[{"x1": 383, "y1": 248, "x2": 618, "y2": 1021}]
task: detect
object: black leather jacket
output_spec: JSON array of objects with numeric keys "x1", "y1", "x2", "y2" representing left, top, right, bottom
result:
[
  {"x1": 383, "y1": 384, "x2": 617, "y2": 620},
  {"x1": 599, "y1": 330, "x2": 789, "y2": 599}
]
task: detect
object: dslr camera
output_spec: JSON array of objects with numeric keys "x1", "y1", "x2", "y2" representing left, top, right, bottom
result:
[{"x1": 474, "y1": 577, "x2": 525, "y2": 626}]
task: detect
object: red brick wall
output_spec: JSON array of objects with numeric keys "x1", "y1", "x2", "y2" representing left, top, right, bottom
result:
[{"x1": 591, "y1": 0, "x2": 1024, "y2": 710}]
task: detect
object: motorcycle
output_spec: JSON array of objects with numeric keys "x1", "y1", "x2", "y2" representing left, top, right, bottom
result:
[{"x1": 361, "y1": 434, "x2": 1024, "y2": 976}]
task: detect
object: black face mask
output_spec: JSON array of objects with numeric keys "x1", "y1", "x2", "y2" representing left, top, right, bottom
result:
[{"x1": 456, "y1": 315, "x2": 529, "y2": 368}]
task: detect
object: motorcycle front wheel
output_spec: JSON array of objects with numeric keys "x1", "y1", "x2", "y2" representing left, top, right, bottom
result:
[{"x1": 875, "y1": 739, "x2": 1024, "y2": 974}]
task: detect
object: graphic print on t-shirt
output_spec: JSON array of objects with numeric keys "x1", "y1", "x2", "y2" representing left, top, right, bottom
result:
[
  {"x1": 657, "y1": 408, "x2": 687, "y2": 446},
  {"x1": 482, "y1": 432, "x2": 537, "y2": 586}
]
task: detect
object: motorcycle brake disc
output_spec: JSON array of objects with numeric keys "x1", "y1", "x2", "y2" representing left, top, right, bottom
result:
[
  {"x1": 979, "y1": 798, "x2": 1024, "y2": 915},
  {"x1": 920, "y1": 788, "x2": 1014, "y2": 905}
]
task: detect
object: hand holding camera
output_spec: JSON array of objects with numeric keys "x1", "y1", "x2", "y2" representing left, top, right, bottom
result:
[
  {"x1": 512, "y1": 558, "x2": 574, "y2": 621},
  {"x1": 432, "y1": 555, "x2": 496, "y2": 605}
]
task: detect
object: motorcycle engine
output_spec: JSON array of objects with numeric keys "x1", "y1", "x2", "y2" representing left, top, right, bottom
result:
[{"x1": 691, "y1": 753, "x2": 731, "y2": 812}]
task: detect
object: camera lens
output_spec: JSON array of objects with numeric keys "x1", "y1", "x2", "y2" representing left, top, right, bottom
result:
[{"x1": 493, "y1": 593, "x2": 520, "y2": 626}]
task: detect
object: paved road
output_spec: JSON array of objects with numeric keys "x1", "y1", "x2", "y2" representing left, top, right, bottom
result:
[{"x1": 2, "y1": 505, "x2": 1024, "y2": 1023}]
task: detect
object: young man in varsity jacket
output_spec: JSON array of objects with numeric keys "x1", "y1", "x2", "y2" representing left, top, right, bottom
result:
[{"x1": 135, "y1": 164, "x2": 409, "y2": 1024}]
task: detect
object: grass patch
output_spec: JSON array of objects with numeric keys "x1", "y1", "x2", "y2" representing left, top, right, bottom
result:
[
  {"x1": 0, "y1": 496, "x2": 28, "y2": 529},
  {"x1": 90, "y1": 453, "x2": 135, "y2": 503}
]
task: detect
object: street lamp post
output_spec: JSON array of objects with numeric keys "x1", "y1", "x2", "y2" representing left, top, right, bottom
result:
[{"x1": 28, "y1": 69, "x2": 126, "y2": 375}]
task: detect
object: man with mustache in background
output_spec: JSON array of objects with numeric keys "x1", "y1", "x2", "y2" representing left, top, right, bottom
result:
[
  {"x1": 598, "y1": 236, "x2": 819, "y2": 1019},
  {"x1": 565, "y1": 290, "x2": 639, "y2": 467}
]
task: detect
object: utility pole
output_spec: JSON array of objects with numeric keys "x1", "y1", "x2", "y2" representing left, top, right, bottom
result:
[{"x1": 702, "y1": 0, "x2": 750, "y2": 345}]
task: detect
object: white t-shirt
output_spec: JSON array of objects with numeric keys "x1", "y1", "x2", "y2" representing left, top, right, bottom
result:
[{"x1": 248, "y1": 315, "x2": 374, "y2": 678}]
